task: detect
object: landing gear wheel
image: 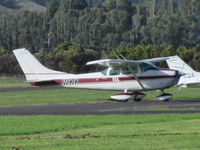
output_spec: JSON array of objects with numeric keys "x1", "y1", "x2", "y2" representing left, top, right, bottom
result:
[
  {"x1": 157, "y1": 93, "x2": 172, "y2": 101},
  {"x1": 133, "y1": 97, "x2": 142, "y2": 102},
  {"x1": 107, "y1": 98, "x2": 129, "y2": 103},
  {"x1": 133, "y1": 92, "x2": 146, "y2": 102}
]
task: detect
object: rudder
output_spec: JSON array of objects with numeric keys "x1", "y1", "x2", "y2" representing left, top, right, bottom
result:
[
  {"x1": 166, "y1": 55, "x2": 195, "y2": 73},
  {"x1": 13, "y1": 48, "x2": 66, "y2": 81}
]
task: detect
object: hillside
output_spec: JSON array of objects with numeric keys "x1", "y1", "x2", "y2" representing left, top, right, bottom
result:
[
  {"x1": 0, "y1": 0, "x2": 47, "y2": 12},
  {"x1": 0, "y1": 5, "x2": 14, "y2": 12},
  {"x1": 0, "y1": 0, "x2": 160, "y2": 12}
]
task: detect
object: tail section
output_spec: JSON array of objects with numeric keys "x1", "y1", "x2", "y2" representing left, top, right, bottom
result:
[
  {"x1": 166, "y1": 55, "x2": 195, "y2": 73},
  {"x1": 13, "y1": 48, "x2": 70, "y2": 82},
  {"x1": 166, "y1": 55, "x2": 200, "y2": 86}
]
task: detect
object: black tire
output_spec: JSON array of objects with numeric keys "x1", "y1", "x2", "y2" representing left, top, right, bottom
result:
[{"x1": 133, "y1": 98, "x2": 142, "y2": 102}]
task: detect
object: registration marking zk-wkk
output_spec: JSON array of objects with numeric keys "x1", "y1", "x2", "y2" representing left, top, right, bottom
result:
[{"x1": 62, "y1": 78, "x2": 79, "y2": 85}]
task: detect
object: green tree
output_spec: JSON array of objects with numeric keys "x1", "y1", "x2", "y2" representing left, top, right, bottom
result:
[
  {"x1": 116, "y1": 0, "x2": 132, "y2": 11},
  {"x1": 47, "y1": 0, "x2": 59, "y2": 18},
  {"x1": 104, "y1": 0, "x2": 116, "y2": 10},
  {"x1": 60, "y1": 0, "x2": 87, "y2": 11}
]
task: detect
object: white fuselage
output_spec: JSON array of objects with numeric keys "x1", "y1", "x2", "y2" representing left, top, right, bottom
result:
[
  {"x1": 29, "y1": 69, "x2": 179, "y2": 91},
  {"x1": 177, "y1": 71, "x2": 200, "y2": 87}
]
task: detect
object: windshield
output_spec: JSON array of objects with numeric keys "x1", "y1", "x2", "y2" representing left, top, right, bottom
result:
[{"x1": 140, "y1": 62, "x2": 157, "y2": 72}]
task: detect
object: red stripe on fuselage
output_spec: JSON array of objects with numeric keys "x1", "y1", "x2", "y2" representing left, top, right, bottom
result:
[
  {"x1": 79, "y1": 78, "x2": 113, "y2": 83},
  {"x1": 78, "y1": 75, "x2": 176, "y2": 84},
  {"x1": 29, "y1": 75, "x2": 177, "y2": 86}
]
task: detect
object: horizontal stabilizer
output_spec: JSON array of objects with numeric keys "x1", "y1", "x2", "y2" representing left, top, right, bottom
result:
[{"x1": 29, "y1": 80, "x2": 62, "y2": 86}]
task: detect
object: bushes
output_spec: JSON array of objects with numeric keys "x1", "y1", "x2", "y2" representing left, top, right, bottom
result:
[
  {"x1": 1, "y1": 43, "x2": 200, "y2": 76},
  {"x1": 109, "y1": 44, "x2": 200, "y2": 71}
]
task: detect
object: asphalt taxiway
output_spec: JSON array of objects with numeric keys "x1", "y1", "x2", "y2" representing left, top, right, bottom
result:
[{"x1": 1, "y1": 100, "x2": 200, "y2": 115}]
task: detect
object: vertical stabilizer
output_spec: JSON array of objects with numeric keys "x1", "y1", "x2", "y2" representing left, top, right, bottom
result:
[
  {"x1": 166, "y1": 55, "x2": 195, "y2": 73},
  {"x1": 13, "y1": 48, "x2": 68, "y2": 81},
  {"x1": 166, "y1": 55, "x2": 200, "y2": 86}
]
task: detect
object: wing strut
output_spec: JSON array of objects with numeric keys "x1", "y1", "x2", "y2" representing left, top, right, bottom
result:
[{"x1": 127, "y1": 64, "x2": 145, "y2": 90}]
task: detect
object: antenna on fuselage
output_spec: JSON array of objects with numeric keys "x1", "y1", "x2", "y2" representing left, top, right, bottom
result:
[
  {"x1": 115, "y1": 54, "x2": 127, "y2": 60},
  {"x1": 115, "y1": 55, "x2": 121, "y2": 60},
  {"x1": 120, "y1": 55, "x2": 127, "y2": 60}
]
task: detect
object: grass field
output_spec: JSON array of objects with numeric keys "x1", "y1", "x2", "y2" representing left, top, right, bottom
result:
[
  {"x1": 1, "y1": 78, "x2": 200, "y2": 149},
  {"x1": 0, "y1": 88, "x2": 117, "y2": 106},
  {"x1": 0, "y1": 77, "x2": 29, "y2": 88},
  {"x1": 0, "y1": 85, "x2": 200, "y2": 106},
  {"x1": 1, "y1": 114, "x2": 200, "y2": 150},
  {"x1": 1, "y1": 78, "x2": 200, "y2": 106}
]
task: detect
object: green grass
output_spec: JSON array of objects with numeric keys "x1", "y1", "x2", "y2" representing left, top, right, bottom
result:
[
  {"x1": 0, "y1": 88, "x2": 116, "y2": 106},
  {"x1": 1, "y1": 114, "x2": 200, "y2": 149},
  {"x1": 0, "y1": 77, "x2": 30, "y2": 88},
  {"x1": 145, "y1": 87, "x2": 200, "y2": 100}
]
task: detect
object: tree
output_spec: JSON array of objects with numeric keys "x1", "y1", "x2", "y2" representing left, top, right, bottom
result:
[
  {"x1": 47, "y1": 0, "x2": 59, "y2": 19},
  {"x1": 60, "y1": 0, "x2": 87, "y2": 11},
  {"x1": 116, "y1": 0, "x2": 132, "y2": 12},
  {"x1": 71, "y1": 0, "x2": 88, "y2": 10},
  {"x1": 47, "y1": 42, "x2": 99, "y2": 73},
  {"x1": 104, "y1": 0, "x2": 116, "y2": 10}
]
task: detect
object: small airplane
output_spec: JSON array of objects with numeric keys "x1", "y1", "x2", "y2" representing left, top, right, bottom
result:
[
  {"x1": 13, "y1": 48, "x2": 184, "y2": 102},
  {"x1": 166, "y1": 55, "x2": 200, "y2": 87}
]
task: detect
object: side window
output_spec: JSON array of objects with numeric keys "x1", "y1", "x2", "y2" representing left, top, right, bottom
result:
[
  {"x1": 122, "y1": 66, "x2": 132, "y2": 75},
  {"x1": 140, "y1": 63, "x2": 149, "y2": 72},
  {"x1": 140, "y1": 63, "x2": 157, "y2": 72},
  {"x1": 101, "y1": 69, "x2": 108, "y2": 75},
  {"x1": 109, "y1": 68, "x2": 120, "y2": 75},
  {"x1": 122, "y1": 66, "x2": 138, "y2": 75},
  {"x1": 130, "y1": 66, "x2": 138, "y2": 73}
]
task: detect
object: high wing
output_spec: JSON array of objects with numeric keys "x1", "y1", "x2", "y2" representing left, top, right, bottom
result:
[
  {"x1": 86, "y1": 57, "x2": 169, "y2": 67},
  {"x1": 87, "y1": 57, "x2": 168, "y2": 90}
]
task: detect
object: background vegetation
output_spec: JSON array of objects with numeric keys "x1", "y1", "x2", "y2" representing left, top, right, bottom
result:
[{"x1": 0, "y1": 0, "x2": 200, "y2": 75}]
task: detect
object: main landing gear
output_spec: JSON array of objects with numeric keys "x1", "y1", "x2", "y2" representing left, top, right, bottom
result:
[
  {"x1": 109, "y1": 90, "x2": 172, "y2": 102},
  {"x1": 156, "y1": 90, "x2": 172, "y2": 101},
  {"x1": 110, "y1": 91, "x2": 146, "y2": 102},
  {"x1": 132, "y1": 92, "x2": 146, "y2": 102}
]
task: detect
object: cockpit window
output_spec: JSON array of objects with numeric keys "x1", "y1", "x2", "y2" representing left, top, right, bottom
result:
[
  {"x1": 140, "y1": 62, "x2": 157, "y2": 72},
  {"x1": 101, "y1": 68, "x2": 108, "y2": 75},
  {"x1": 122, "y1": 66, "x2": 138, "y2": 75},
  {"x1": 101, "y1": 68, "x2": 120, "y2": 76},
  {"x1": 130, "y1": 66, "x2": 138, "y2": 73},
  {"x1": 122, "y1": 66, "x2": 131, "y2": 75},
  {"x1": 101, "y1": 66, "x2": 139, "y2": 76},
  {"x1": 109, "y1": 68, "x2": 120, "y2": 75}
]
